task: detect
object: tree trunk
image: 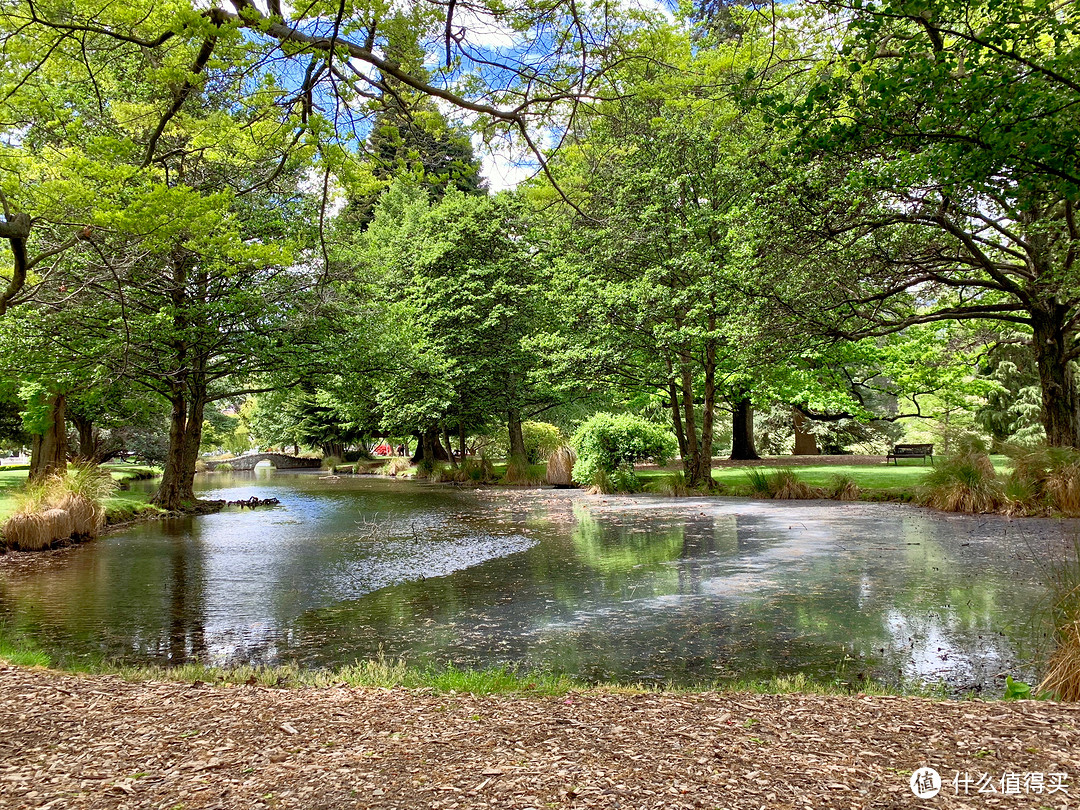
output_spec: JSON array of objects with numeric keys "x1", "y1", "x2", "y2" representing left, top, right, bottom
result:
[
  {"x1": 793, "y1": 406, "x2": 819, "y2": 455},
  {"x1": 678, "y1": 352, "x2": 701, "y2": 481},
  {"x1": 665, "y1": 357, "x2": 688, "y2": 459},
  {"x1": 412, "y1": 427, "x2": 449, "y2": 464},
  {"x1": 458, "y1": 423, "x2": 467, "y2": 461},
  {"x1": 28, "y1": 393, "x2": 68, "y2": 481},
  {"x1": 71, "y1": 412, "x2": 97, "y2": 462},
  {"x1": 507, "y1": 407, "x2": 527, "y2": 462},
  {"x1": 730, "y1": 395, "x2": 760, "y2": 460},
  {"x1": 1032, "y1": 306, "x2": 1080, "y2": 448},
  {"x1": 442, "y1": 426, "x2": 458, "y2": 468},
  {"x1": 693, "y1": 334, "x2": 717, "y2": 488},
  {"x1": 152, "y1": 392, "x2": 206, "y2": 511}
]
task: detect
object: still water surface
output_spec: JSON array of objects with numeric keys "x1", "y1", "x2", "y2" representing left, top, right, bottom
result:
[{"x1": 1, "y1": 471, "x2": 1074, "y2": 689}]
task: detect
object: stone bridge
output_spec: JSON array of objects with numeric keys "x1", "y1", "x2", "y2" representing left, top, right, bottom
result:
[{"x1": 204, "y1": 453, "x2": 322, "y2": 471}]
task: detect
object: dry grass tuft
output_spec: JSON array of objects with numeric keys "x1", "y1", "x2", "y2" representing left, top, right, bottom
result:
[
  {"x1": 827, "y1": 474, "x2": 860, "y2": 501},
  {"x1": 41, "y1": 508, "x2": 73, "y2": 542},
  {"x1": 1, "y1": 463, "x2": 117, "y2": 549},
  {"x1": 378, "y1": 457, "x2": 412, "y2": 477},
  {"x1": 770, "y1": 468, "x2": 819, "y2": 500},
  {"x1": 545, "y1": 446, "x2": 576, "y2": 487},
  {"x1": 920, "y1": 451, "x2": 1003, "y2": 513},
  {"x1": 1005, "y1": 445, "x2": 1080, "y2": 516},
  {"x1": 1039, "y1": 616, "x2": 1080, "y2": 702},
  {"x1": 1, "y1": 511, "x2": 53, "y2": 550},
  {"x1": 56, "y1": 493, "x2": 103, "y2": 536}
]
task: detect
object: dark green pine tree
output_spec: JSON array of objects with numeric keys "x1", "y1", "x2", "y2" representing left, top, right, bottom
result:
[{"x1": 347, "y1": 22, "x2": 485, "y2": 227}]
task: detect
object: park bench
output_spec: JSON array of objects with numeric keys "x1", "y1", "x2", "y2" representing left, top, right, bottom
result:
[{"x1": 886, "y1": 443, "x2": 934, "y2": 465}]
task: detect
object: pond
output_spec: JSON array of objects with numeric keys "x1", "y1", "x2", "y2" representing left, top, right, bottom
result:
[{"x1": 0, "y1": 471, "x2": 1074, "y2": 691}]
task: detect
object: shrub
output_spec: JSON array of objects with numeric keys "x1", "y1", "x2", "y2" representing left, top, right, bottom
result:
[
  {"x1": 322, "y1": 455, "x2": 343, "y2": 472},
  {"x1": 919, "y1": 449, "x2": 1003, "y2": 513},
  {"x1": 571, "y1": 413, "x2": 677, "y2": 486},
  {"x1": 608, "y1": 462, "x2": 642, "y2": 493},
  {"x1": 545, "y1": 446, "x2": 576, "y2": 487}
]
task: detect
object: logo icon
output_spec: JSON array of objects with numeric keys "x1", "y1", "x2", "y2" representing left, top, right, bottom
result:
[{"x1": 910, "y1": 767, "x2": 942, "y2": 799}]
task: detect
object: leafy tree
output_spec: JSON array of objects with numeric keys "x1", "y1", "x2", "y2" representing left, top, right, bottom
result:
[
  {"x1": 537, "y1": 29, "x2": 788, "y2": 484},
  {"x1": 753, "y1": 0, "x2": 1080, "y2": 447},
  {"x1": 348, "y1": 182, "x2": 554, "y2": 465}
]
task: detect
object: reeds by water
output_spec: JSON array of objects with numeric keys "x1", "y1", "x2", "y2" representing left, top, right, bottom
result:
[{"x1": 0, "y1": 463, "x2": 116, "y2": 550}]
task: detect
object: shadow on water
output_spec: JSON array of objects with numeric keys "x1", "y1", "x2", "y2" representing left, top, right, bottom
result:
[{"x1": 0, "y1": 471, "x2": 1073, "y2": 690}]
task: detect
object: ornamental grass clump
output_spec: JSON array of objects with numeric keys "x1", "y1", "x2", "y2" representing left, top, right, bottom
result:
[
  {"x1": 1040, "y1": 617, "x2": 1080, "y2": 701},
  {"x1": 502, "y1": 459, "x2": 542, "y2": 486},
  {"x1": 0, "y1": 463, "x2": 116, "y2": 550},
  {"x1": 919, "y1": 447, "x2": 1003, "y2": 513},
  {"x1": 827, "y1": 474, "x2": 861, "y2": 501},
  {"x1": 1006, "y1": 445, "x2": 1080, "y2": 516},
  {"x1": 545, "y1": 446, "x2": 576, "y2": 488},
  {"x1": 1039, "y1": 540, "x2": 1080, "y2": 701},
  {"x1": 379, "y1": 457, "x2": 411, "y2": 477},
  {"x1": 743, "y1": 468, "x2": 818, "y2": 499},
  {"x1": 769, "y1": 468, "x2": 818, "y2": 500},
  {"x1": 647, "y1": 471, "x2": 692, "y2": 497}
]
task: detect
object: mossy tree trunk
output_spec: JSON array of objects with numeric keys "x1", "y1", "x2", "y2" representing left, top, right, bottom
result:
[{"x1": 28, "y1": 393, "x2": 67, "y2": 481}]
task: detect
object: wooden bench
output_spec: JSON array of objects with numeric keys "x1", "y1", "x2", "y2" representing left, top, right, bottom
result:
[{"x1": 886, "y1": 443, "x2": 934, "y2": 465}]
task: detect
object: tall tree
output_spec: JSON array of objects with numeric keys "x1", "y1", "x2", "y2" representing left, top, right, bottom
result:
[{"x1": 752, "y1": 0, "x2": 1080, "y2": 447}]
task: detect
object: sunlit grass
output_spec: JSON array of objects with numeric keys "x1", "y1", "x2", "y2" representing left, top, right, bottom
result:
[{"x1": 0, "y1": 630, "x2": 971, "y2": 700}]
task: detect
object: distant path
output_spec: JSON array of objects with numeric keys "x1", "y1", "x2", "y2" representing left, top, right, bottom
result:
[
  {"x1": 1, "y1": 664, "x2": 1078, "y2": 809},
  {"x1": 203, "y1": 453, "x2": 321, "y2": 471}
]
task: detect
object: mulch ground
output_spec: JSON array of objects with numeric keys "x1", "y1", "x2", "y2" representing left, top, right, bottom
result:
[{"x1": 2, "y1": 665, "x2": 1079, "y2": 809}]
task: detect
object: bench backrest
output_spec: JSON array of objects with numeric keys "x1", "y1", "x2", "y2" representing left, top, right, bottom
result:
[{"x1": 893, "y1": 444, "x2": 934, "y2": 452}]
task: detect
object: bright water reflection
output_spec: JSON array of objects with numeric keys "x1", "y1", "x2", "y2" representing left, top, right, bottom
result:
[{"x1": 0, "y1": 471, "x2": 1072, "y2": 689}]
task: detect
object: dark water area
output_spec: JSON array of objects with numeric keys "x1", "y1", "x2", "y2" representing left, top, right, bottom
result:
[{"x1": 1, "y1": 471, "x2": 1075, "y2": 691}]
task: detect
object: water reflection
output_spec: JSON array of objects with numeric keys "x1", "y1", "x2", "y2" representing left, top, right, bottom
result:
[{"x1": 0, "y1": 473, "x2": 1071, "y2": 689}]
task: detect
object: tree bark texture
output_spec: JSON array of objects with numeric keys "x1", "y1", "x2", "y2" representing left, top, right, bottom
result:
[
  {"x1": 730, "y1": 395, "x2": 760, "y2": 461},
  {"x1": 1032, "y1": 306, "x2": 1080, "y2": 448},
  {"x1": 507, "y1": 407, "x2": 527, "y2": 463},
  {"x1": 793, "y1": 407, "x2": 820, "y2": 455},
  {"x1": 28, "y1": 393, "x2": 67, "y2": 481}
]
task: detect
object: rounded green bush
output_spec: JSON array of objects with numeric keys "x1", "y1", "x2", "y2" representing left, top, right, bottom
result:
[{"x1": 570, "y1": 413, "x2": 677, "y2": 486}]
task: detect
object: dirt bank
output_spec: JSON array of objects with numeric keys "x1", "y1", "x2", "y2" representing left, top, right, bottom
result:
[{"x1": 1, "y1": 664, "x2": 1078, "y2": 809}]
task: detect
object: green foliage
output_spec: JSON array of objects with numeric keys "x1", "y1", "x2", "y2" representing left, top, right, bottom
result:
[
  {"x1": 1002, "y1": 676, "x2": 1034, "y2": 701},
  {"x1": 570, "y1": 413, "x2": 676, "y2": 485},
  {"x1": 487, "y1": 421, "x2": 564, "y2": 463}
]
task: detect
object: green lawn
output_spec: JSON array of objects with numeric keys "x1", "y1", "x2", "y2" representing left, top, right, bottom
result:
[{"x1": 638, "y1": 456, "x2": 1011, "y2": 495}]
